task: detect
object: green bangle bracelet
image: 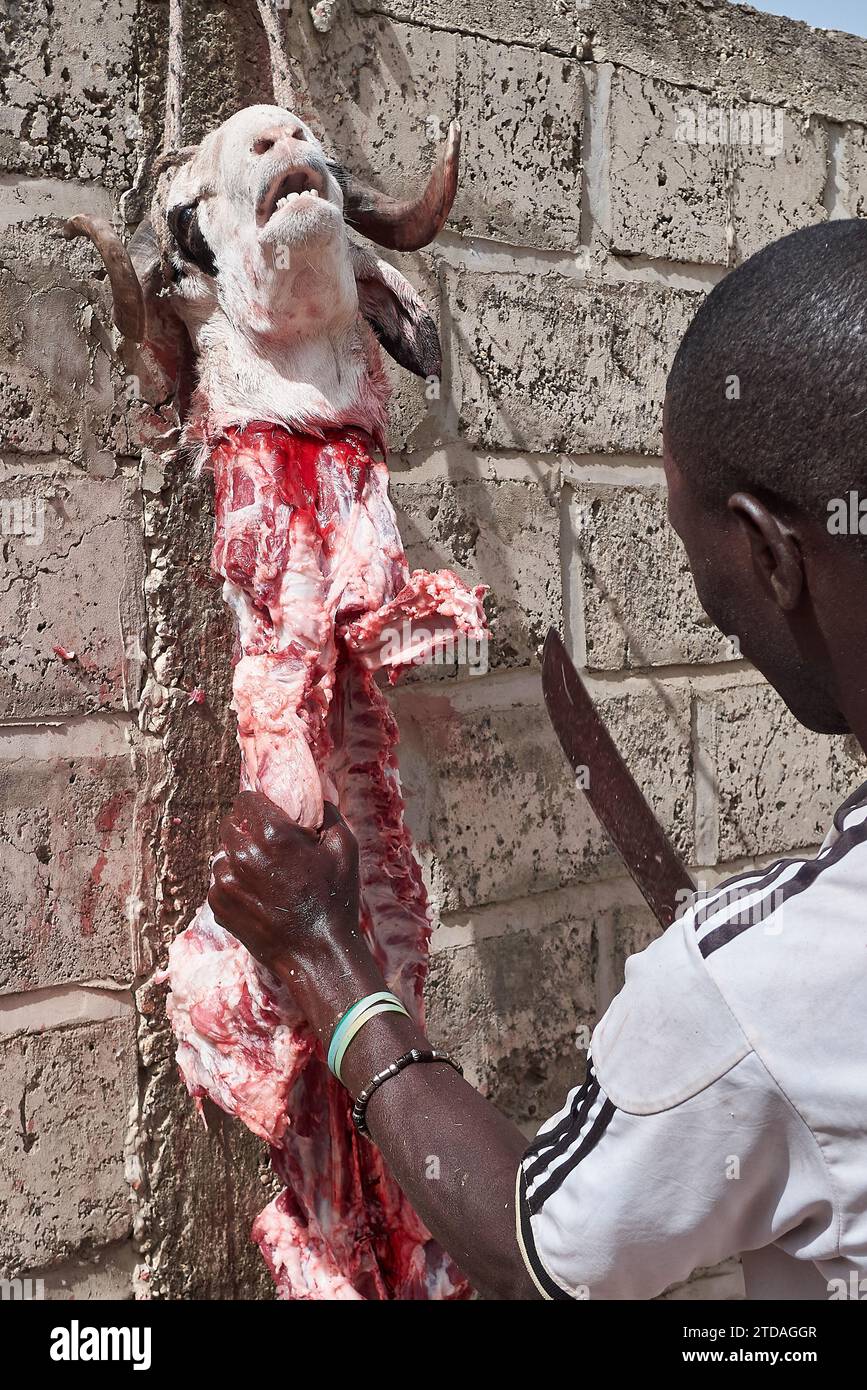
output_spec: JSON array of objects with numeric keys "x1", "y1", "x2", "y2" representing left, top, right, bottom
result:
[
  {"x1": 332, "y1": 1000, "x2": 410, "y2": 1083},
  {"x1": 327, "y1": 991, "x2": 406, "y2": 1076}
]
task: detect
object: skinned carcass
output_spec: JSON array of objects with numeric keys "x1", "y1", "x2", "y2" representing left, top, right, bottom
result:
[{"x1": 68, "y1": 103, "x2": 486, "y2": 1299}]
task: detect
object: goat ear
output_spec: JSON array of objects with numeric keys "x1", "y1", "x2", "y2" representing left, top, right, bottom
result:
[
  {"x1": 351, "y1": 246, "x2": 441, "y2": 379},
  {"x1": 126, "y1": 219, "x2": 195, "y2": 412}
]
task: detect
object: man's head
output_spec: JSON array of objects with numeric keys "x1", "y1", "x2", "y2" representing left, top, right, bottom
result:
[{"x1": 664, "y1": 218, "x2": 867, "y2": 736}]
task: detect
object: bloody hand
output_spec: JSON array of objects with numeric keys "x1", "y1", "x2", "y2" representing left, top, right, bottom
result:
[{"x1": 208, "y1": 791, "x2": 362, "y2": 982}]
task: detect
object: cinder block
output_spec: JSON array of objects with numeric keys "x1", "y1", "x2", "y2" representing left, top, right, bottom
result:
[
  {"x1": 352, "y1": 0, "x2": 578, "y2": 57},
  {"x1": 604, "y1": 899, "x2": 664, "y2": 1012},
  {"x1": 156, "y1": 0, "x2": 273, "y2": 150},
  {"x1": 22, "y1": 1239, "x2": 137, "y2": 1300},
  {"x1": 0, "y1": 1017, "x2": 135, "y2": 1273},
  {"x1": 839, "y1": 123, "x2": 867, "y2": 218},
  {"x1": 0, "y1": 725, "x2": 137, "y2": 993},
  {"x1": 696, "y1": 682, "x2": 856, "y2": 862},
  {"x1": 444, "y1": 266, "x2": 700, "y2": 454},
  {"x1": 380, "y1": 253, "x2": 442, "y2": 453},
  {"x1": 571, "y1": 483, "x2": 732, "y2": 669},
  {"x1": 354, "y1": 0, "x2": 867, "y2": 126},
  {"x1": 730, "y1": 113, "x2": 827, "y2": 264},
  {"x1": 311, "y1": 18, "x2": 583, "y2": 249},
  {"x1": 606, "y1": 69, "x2": 827, "y2": 265},
  {"x1": 0, "y1": 473, "x2": 144, "y2": 718},
  {"x1": 394, "y1": 681, "x2": 692, "y2": 912},
  {"x1": 426, "y1": 897, "x2": 594, "y2": 1128},
  {"x1": 0, "y1": 217, "x2": 130, "y2": 463},
  {"x1": 0, "y1": 0, "x2": 137, "y2": 189},
  {"x1": 427, "y1": 883, "x2": 662, "y2": 1128},
  {"x1": 391, "y1": 472, "x2": 561, "y2": 669},
  {"x1": 606, "y1": 68, "x2": 730, "y2": 265}
]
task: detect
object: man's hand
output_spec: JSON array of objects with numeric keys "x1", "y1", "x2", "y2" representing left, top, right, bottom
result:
[
  {"x1": 208, "y1": 791, "x2": 363, "y2": 983},
  {"x1": 206, "y1": 789, "x2": 537, "y2": 1298}
]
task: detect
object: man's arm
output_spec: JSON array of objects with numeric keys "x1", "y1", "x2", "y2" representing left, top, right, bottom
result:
[
  {"x1": 339, "y1": 1011, "x2": 538, "y2": 1299},
  {"x1": 209, "y1": 793, "x2": 831, "y2": 1302},
  {"x1": 208, "y1": 792, "x2": 540, "y2": 1300}
]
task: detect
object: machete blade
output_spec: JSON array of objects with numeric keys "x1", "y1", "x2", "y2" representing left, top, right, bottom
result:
[{"x1": 542, "y1": 628, "x2": 696, "y2": 930}]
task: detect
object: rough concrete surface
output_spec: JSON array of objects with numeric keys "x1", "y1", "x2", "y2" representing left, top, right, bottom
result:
[
  {"x1": 571, "y1": 482, "x2": 733, "y2": 668},
  {"x1": 0, "y1": 724, "x2": 137, "y2": 992},
  {"x1": 445, "y1": 266, "x2": 701, "y2": 454},
  {"x1": 0, "y1": 1016, "x2": 137, "y2": 1272},
  {"x1": 1, "y1": 0, "x2": 865, "y2": 1302}
]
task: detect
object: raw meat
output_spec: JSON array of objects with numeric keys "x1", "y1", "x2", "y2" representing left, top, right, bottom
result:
[{"x1": 166, "y1": 422, "x2": 486, "y2": 1299}]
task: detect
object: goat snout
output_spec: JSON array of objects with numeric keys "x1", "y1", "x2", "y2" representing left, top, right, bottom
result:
[{"x1": 252, "y1": 125, "x2": 307, "y2": 156}]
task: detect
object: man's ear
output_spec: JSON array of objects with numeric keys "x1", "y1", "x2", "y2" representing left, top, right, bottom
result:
[
  {"x1": 728, "y1": 491, "x2": 805, "y2": 612},
  {"x1": 350, "y1": 244, "x2": 441, "y2": 379}
]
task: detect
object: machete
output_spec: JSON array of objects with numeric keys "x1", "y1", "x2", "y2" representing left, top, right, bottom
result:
[{"x1": 542, "y1": 628, "x2": 696, "y2": 930}]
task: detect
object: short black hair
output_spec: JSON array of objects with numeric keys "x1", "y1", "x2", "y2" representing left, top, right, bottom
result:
[{"x1": 666, "y1": 219, "x2": 867, "y2": 524}]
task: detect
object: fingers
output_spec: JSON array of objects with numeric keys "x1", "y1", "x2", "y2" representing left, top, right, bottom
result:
[
  {"x1": 209, "y1": 848, "x2": 262, "y2": 927},
  {"x1": 208, "y1": 855, "x2": 239, "y2": 927},
  {"x1": 217, "y1": 814, "x2": 251, "y2": 865},
  {"x1": 319, "y1": 801, "x2": 345, "y2": 831},
  {"x1": 216, "y1": 794, "x2": 356, "y2": 890},
  {"x1": 319, "y1": 801, "x2": 359, "y2": 870},
  {"x1": 219, "y1": 791, "x2": 299, "y2": 860},
  {"x1": 210, "y1": 849, "x2": 237, "y2": 902}
]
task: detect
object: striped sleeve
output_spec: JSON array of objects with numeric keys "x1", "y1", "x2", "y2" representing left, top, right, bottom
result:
[
  {"x1": 515, "y1": 1048, "x2": 832, "y2": 1301},
  {"x1": 515, "y1": 909, "x2": 836, "y2": 1300},
  {"x1": 517, "y1": 1061, "x2": 614, "y2": 1300}
]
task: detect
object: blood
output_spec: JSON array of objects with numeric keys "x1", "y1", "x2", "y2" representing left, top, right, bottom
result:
[
  {"x1": 166, "y1": 423, "x2": 486, "y2": 1299},
  {"x1": 80, "y1": 791, "x2": 131, "y2": 937}
]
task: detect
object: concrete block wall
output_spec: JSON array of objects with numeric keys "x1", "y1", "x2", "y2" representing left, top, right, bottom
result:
[{"x1": 1, "y1": 0, "x2": 865, "y2": 1299}]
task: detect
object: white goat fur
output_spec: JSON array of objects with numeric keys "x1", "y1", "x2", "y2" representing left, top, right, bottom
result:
[{"x1": 155, "y1": 104, "x2": 433, "y2": 441}]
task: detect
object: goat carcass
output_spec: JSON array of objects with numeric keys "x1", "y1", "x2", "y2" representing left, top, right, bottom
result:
[{"x1": 67, "y1": 105, "x2": 485, "y2": 1299}]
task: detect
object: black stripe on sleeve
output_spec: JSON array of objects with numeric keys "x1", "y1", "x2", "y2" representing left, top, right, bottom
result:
[
  {"x1": 700, "y1": 814, "x2": 867, "y2": 957},
  {"x1": 516, "y1": 1167, "x2": 575, "y2": 1301},
  {"x1": 527, "y1": 1097, "x2": 617, "y2": 1215},
  {"x1": 832, "y1": 778, "x2": 867, "y2": 832},
  {"x1": 522, "y1": 1071, "x2": 600, "y2": 1181},
  {"x1": 690, "y1": 856, "x2": 795, "y2": 930}
]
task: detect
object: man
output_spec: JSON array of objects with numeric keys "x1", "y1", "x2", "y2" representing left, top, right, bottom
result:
[{"x1": 208, "y1": 219, "x2": 867, "y2": 1300}]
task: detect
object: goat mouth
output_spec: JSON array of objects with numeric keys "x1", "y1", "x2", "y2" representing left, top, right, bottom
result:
[{"x1": 257, "y1": 167, "x2": 327, "y2": 226}]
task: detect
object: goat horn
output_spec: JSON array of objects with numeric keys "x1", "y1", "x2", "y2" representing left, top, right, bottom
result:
[
  {"x1": 343, "y1": 120, "x2": 461, "y2": 252},
  {"x1": 63, "y1": 215, "x2": 146, "y2": 343}
]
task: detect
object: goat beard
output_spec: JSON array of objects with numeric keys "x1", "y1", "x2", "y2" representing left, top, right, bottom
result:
[{"x1": 165, "y1": 422, "x2": 487, "y2": 1299}]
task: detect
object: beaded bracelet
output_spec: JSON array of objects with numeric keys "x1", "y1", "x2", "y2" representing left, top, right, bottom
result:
[{"x1": 351, "y1": 1047, "x2": 463, "y2": 1139}]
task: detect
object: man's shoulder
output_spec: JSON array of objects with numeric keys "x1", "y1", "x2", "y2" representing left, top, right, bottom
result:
[
  {"x1": 695, "y1": 819, "x2": 867, "y2": 1104},
  {"x1": 590, "y1": 914, "x2": 753, "y2": 1115},
  {"x1": 594, "y1": 814, "x2": 867, "y2": 1123},
  {"x1": 690, "y1": 788, "x2": 867, "y2": 969}
]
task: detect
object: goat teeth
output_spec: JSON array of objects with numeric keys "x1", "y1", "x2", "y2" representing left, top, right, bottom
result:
[{"x1": 309, "y1": 188, "x2": 319, "y2": 198}]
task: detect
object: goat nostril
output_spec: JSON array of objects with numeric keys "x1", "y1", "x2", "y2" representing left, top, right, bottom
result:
[
  {"x1": 291, "y1": 127, "x2": 306, "y2": 142},
  {"x1": 253, "y1": 137, "x2": 275, "y2": 155}
]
